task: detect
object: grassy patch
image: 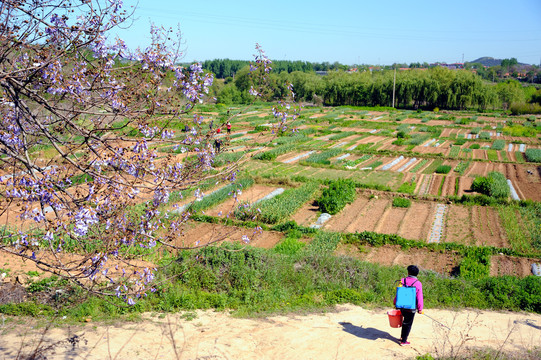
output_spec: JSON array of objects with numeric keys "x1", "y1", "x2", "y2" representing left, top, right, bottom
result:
[{"x1": 392, "y1": 197, "x2": 411, "y2": 208}]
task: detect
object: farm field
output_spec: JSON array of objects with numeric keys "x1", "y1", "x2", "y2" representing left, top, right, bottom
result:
[
  {"x1": 2, "y1": 105, "x2": 540, "y2": 276},
  {"x1": 2, "y1": 103, "x2": 541, "y2": 350}
]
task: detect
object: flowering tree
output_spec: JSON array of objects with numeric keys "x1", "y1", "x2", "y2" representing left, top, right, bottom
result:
[{"x1": 0, "y1": 0, "x2": 299, "y2": 303}]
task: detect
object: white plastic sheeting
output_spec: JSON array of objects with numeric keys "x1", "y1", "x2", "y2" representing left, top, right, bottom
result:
[
  {"x1": 397, "y1": 158, "x2": 417, "y2": 173},
  {"x1": 283, "y1": 151, "x2": 315, "y2": 164},
  {"x1": 381, "y1": 156, "x2": 404, "y2": 170},
  {"x1": 507, "y1": 179, "x2": 520, "y2": 201},
  {"x1": 310, "y1": 213, "x2": 332, "y2": 229}
]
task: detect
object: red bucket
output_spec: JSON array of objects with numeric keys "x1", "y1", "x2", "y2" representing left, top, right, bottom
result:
[{"x1": 387, "y1": 309, "x2": 403, "y2": 328}]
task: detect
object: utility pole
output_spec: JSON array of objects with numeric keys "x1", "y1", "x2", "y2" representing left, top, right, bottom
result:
[{"x1": 392, "y1": 65, "x2": 396, "y2": 108}]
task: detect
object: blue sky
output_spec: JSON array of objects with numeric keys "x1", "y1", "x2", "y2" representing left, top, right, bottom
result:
[{"x1": 113, "y1": 0, "x2": 541, "y2": 65}]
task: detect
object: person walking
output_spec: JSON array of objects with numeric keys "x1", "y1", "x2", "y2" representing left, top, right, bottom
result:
[{"x1": 394, "y1": 265, "x2": 424, "y2": 346}]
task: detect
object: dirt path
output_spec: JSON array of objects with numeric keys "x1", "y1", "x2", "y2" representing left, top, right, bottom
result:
[{"x1": 2, "y1": 305, "x2": 540, "y2": 360}]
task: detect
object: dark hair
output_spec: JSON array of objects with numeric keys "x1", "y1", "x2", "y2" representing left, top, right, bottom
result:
[{"x1": 407, "y1": 265, "x2": 419, "y2": 276}]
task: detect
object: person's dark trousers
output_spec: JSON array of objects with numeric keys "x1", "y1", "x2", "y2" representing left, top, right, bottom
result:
[{"x1": 400, "y1": 309, "x2": 416, "y2": 342}]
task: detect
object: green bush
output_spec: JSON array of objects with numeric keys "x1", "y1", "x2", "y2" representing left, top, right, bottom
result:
[
  {"x1": 392, "y1": 197, "x2": 411, "y2": 208},
  {"x1": 317, "y1": 179, "x2": 356, "y2": 215},
  {"x1": 471, "y1": 172, "x2": 510, "y2": 199},
  {"x1": 460, "y1": 248, "x2": 491, "y2": 280},
  {"x1": 435, "y1": 165, "x2": 452, "y2": 174},
  {"x1": 469, "y1": 143, "x2": 480, "y2": 149}
]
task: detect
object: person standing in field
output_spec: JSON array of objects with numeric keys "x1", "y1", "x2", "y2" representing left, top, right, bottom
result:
[
  {"x1": 226, "y1": 121, "x2": 231, "y2": 134},
  {"x1": 394, "y1": 265, "x2": 424, "y2": 346}
]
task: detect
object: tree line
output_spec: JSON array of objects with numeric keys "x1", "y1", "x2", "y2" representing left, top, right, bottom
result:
[
  {"x1": 212, "y1": 65, "x2": 540, "y2": 111},
  {"x1": 202, "y1": 59, "x2": 348, "y2": 79}
]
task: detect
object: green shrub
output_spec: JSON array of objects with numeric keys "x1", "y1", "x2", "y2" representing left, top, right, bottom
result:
[
  {"x1": 470, "y1": 127, "x2": 481, "y2": 135},
  {"x1": 454, "y1": 138, "x2": 466, "y2": 146},
  {"x1": 469, "y1": 143, "x2": 480, "y2": 149},
  {"x1": 471, "y1": 172, "x2": 510, "y2": 199},
  {"x1": 459, "y1": 248, "x2": 491, "y2": 280},
  {"x1": 435, "y1": 165, "x2": 452, "y2": 174},
  {"x1": 317, "y1": 179, "x2": 356, "y2": 215},
  {"x1": 392, "y1": 197, "x2": 411, "y2": 208}
]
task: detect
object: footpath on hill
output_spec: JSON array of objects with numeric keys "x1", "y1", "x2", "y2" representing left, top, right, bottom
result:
[{"x1": 1, "y1": 304, "x2": 541, "y2": 359}]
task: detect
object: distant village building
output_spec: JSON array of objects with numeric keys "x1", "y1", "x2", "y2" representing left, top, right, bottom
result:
[{"x1": 431, "y1": 62, "x2": 465, "y2": 70}]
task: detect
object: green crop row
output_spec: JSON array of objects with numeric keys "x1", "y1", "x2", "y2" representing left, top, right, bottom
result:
[
  {"x1": 340, "y1": 154, "x2": 372, "y2": 167},
  {"x1": 422, "y1": 159, "x2": 443, "y2": 174},
  {"x1": 301, "y1": 149, "x2": 343, "y2": 165},
  {"x1": 189, "y1": 178, "x2": 255, "y2": 213},
  {"x1": 236, "y1": 182, "x2": 319, "y2": 224},
  {"x1": 253, "y1": 144, "x2": 295, "y2": 161},
  {"x1": 213, "y1": 151, "x2": 246, "y2": 167},
  {"x1": 487, "y1": 150, "x2": 499, "y2": 162},
  {"x1": 524, "y1": 148, "x2": 541, "y2": 162},
  {"x1": 364, "y1": 160, "x2": 382, "y2": 169},
  {"x1": 453, "y1": 161, "x2": 471, "y2": 175},
  {"x1": 409, "y1": 159, "x2": 429, "y2": 173},
  {"x1": 449, "y1": 146, "x2": 461, "y2": 157},
  {"x1": 491, "y1": 139, "x2": 506, "y2": 150},
  {"x1": 328, "y1": 131, "x2": 356, "y2": 141}
]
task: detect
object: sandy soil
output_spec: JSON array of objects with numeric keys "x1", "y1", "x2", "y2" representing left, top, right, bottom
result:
[
  {"x1": 491, "y1": 255, "x2": 541, "y2": 277},
  {"x1": 397, "y1": 201, "x2": 433, "y2": 241},
  {"x1": 14, "y1": 305, "x2": 541, "y2": 360},
  {"x1": 290, "y1": 201, "x2": 320, "y2": 227},
  {"x1": 505, "y1": 164, "x2": 541, "y2": 202},
  {"x1": 440, "y1": 175, "x2": 456, "y2": 197},
  {"x1": 471, "y1": 206, "x2": 509, "y2": 248},
  {"x1": 376, "y1": 207, "x2": 408, "y2": 235},
  {"x1": 344, "y1": 198, "x2": 389, "y2": 233},
  {"x1": 428, "y1": 175, "x2": 443, "y2": 196},
  {"x1": 175, "y1": 222, "x2": 283, "y2": 249},
  {"x1": 323, "y1": 195, "x2": 370, "y2": 233},
  {"x1": 444, "y1": 205, "x2": 472, "y2": 245}
]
